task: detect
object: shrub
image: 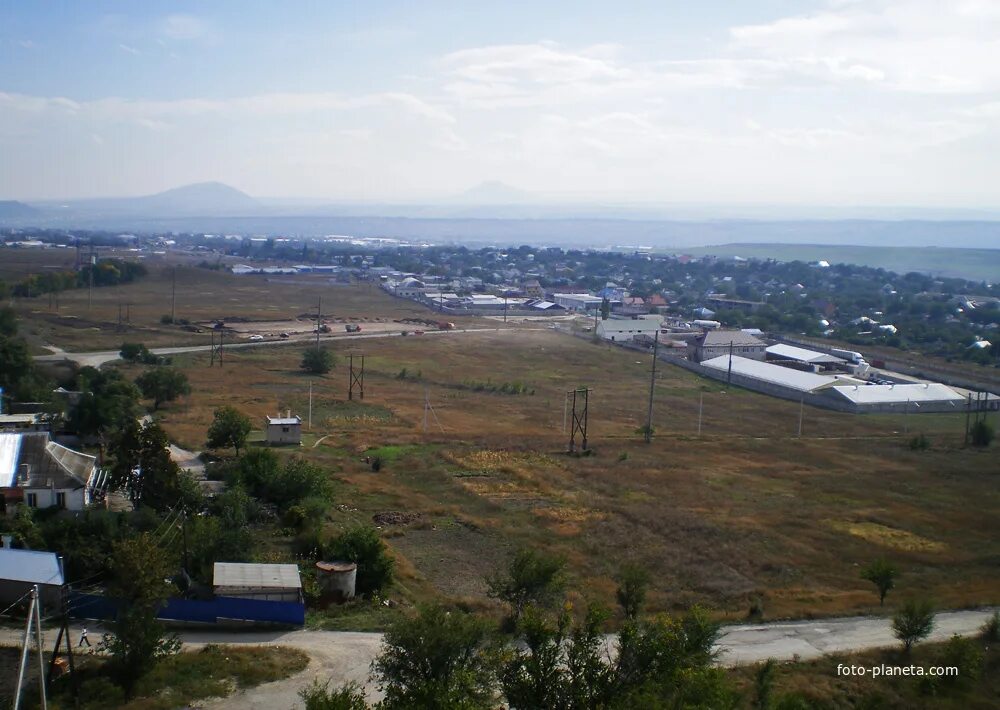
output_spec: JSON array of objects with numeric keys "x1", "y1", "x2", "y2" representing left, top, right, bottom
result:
[
  {"x1": 370, "y1": 456, "x2": 383, "y2": 472},
  {"x1": 893, "y1": 598, "x2": 935, "y2": 653},
  {"x1": 981, "y1": 610, "x2": 1000, "y2": 642},
  {"x1": 328, "y1": 525, "x2": 395, "y2": 595},
  {"x1": 616, "y1": 563, "x2": 650, "y2": 620},
  {"x1": 302, "y1": 347, "x2": 335, "y2": 374},
  {"x1": 970, "y1": 420, "x2": 994, "y2": 447},
  {"x1": 486, "y1": 548, "x2": 567, "y2": 623},
  {"x1": 747, "y1": 595, "x2": 765, "y2": 621},
  {"x1": 299, "y1": 680, "x2": 368, "y2": 710},
  {"x1": 908, "y1": 433, "x2": 930, "y2": 451},
  {"x1": 160, "y1": 314, "x2": 174, "y2": 324},
  {"x1": 938, "y1": 634, "x2": 983, "y2": 687}
]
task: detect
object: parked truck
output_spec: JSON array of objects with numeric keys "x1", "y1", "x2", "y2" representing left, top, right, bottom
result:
[{"x1": 345, "y1": 324, "x2": 362, "y2": 333}]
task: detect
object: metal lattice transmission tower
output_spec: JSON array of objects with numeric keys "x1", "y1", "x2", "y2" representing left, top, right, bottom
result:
[
  {"x1": 209, "y1": 329, "x2": 224, "y2": 367},
  {"x1": 567, "y1": 387, "x2": 590, "y2": 453},
  {"x1": 348, "y1": 354, "x2": 365, "y2": 400}
]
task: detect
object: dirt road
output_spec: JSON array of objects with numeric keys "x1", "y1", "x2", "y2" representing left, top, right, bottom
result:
[
  {"x1": 33, "y1": 326, "x2": 517, "y2": 368},
  {"x1": 14, "y1": 608, "x2": 992, "y2": 708}
]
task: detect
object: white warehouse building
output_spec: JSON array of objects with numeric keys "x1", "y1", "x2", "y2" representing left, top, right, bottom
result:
[{"x1": 596, "y1": 318, "x2": 662, "y2": 342}]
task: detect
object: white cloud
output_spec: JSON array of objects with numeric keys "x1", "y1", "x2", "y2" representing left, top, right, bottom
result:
[
  {"x1": 730, "y1": 0, "x2": 1000, "y2": 93},
  {"x1": 160, "y1": 14, "x2": 209, "y2": 41},
  {"x1": 118, "y1": 43, "x2": 140, "y2": 55}
]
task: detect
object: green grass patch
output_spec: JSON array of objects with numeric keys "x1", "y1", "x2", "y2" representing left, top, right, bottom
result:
[
  {"x1": 307, "y1": 599, "x2": 406, "y2": 631},
  {"x1": 45, "y1": 644, "x2": 308, "y2": 709}
]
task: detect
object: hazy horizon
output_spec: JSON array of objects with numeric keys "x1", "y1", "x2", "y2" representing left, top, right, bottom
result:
[{"x1": 3, "y1": 1, "x2": 1000, "y2": 210}]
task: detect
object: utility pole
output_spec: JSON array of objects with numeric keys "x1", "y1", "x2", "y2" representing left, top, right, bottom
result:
[
  {"x1": 308, "y1": 381, "x2": 313, "y2": 431},
  {"x1": 315, "y1": 296, "x2": 322, "y2": 349},
  {"x1": 797, "y1": 397, "x2": 804, "y2": 437},
  {"x1": 644, "y1": 331, "x2": 659, "y2": 443},
  {"x1": 171, "y1": 265, "x2": 177, "y2": 323},
  {"x1": 727, "y1": 340, "x2": 734, "y2": 388},
  {"x1": 181, "y1": 509, "x2": 189, "y2": 573},
  {"x1": 34, "y1": 584, "x2": 46, "y2": 710},
  {"x1": 964, "y1": 392, "x2": 972, "y2": 446}
]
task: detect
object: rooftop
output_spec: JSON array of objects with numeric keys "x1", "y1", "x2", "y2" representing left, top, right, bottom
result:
[
  {"x1": 0, "y1": 432, "x2": 95, "y2": 489},
  {"x1": 701, "y1": 355, "x2": 836, "y2": 393},
  {"x1": 830, "y1": 383, "x2": 965, "y2": 405},
  {"x1": 213, "y1": 562, "x2": 302, "y2": 589},
  {"x1": 266, "y1": 416, "x2": 301, "y2": 426},
  {"x1": 697, "y1": 330, "x2": 767, "y2": 348},
  {"x1": 0, "y1": 548, "x2": 64, "y2": 586},
  {"x1": 766, "y1": 343, "x2": 846, "y2": 365}
]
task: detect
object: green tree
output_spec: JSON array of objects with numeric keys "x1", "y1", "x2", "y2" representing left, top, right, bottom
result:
[
  {"x1": 106, "y1": 418, "x2": 142, "y2": 493},
  {"x1": 71, "y1": 368, "x2": 141, "y2": 437},
  {"x1": 613, "y1": 606, "x2": 730, "y2": 707},
  {"x1": 373, "y1": 605, "x2": 497, "y2": 710},
  {"x1": 129, "y1": 422, "x2": 183, "y2": 511},
  {"x1": 302, "y1": 346, "x2": 335, "y2": 374},
  {"x1": 135, "y1": 367, "x2": 190, "y2": 410},
  {"x1": 487, "y1": 548, "x2": 567, "y2": 623},
  {"x1": 892, "y1": 599, "x2": 935, "y2": 653},
  {"x1": 600, "y1": 298, "x2": 610, "y2": 320},
  {"x1": 616, "y1": 564, "x2": 651, "y2": 620},
  {"x1": 206, "y1": 405, "x2": 253, "y2": 455},
  {"x1": 119, "y1": 342, "x2": 151, "y2": 363},
  {"x1": 328, "y1": 525, "x2": 395, "y2": 595},
  {"x1": 501, "y1": 603, "x2": 613, "y2": 710},
  {"x1": 98, "y1": 534, "x2": 180, "y2": 698},
  {"x1": 860, "y1": 558, "x2": 897, "y2": 606}
]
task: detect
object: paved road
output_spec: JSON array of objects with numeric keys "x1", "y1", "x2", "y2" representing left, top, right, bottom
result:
[
  {"x1": 33, "y1": 326, "x2": 514, "y2": 368},
  {"x1": 13, "y1": 608, "x2": 993, "y2": 708}
]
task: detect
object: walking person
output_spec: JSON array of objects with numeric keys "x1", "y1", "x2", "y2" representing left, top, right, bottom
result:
[{"x1": 78, "y1": 627, "x2": 91, "y2": 648}]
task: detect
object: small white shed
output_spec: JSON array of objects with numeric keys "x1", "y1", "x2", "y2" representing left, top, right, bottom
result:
[{"x1": 265, "y1": 415, "x2": 302, "y2": 446}]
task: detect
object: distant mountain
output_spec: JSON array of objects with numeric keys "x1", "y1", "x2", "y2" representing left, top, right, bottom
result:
[
  {"x1": 0, "y1": 201, "x2": 39, "y2": 218},
  {"x1": 135, "y1": 182, "x2": 260, "y2": 214},
  {"x1": 452, "y1": 181, "x2": 536, "y2": 204},
  {"x1": 24, "y1": 181, "x2": 261, "y2": 218}
]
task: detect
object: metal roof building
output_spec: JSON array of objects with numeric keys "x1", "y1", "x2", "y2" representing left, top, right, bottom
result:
[
  {"x1": 701, "y1": 355, "x2": 837, "y2": 393},
  {"x1": 766, "y1": 343, "x2": 846, "y2": 365},
  {"x1": 0, "y1": 547, "x2": 65, "y2": 614},
  {"x1": 829, "y1": 383, "x2": 965, "y2": 406},
  {"x1": 213, "y1": 562, "x2": 303, "y2": 602}
]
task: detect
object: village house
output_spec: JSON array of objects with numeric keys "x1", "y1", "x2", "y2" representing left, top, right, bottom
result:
[
  {"x1": 0, "y1": 432, "x2": 99, "y2": 512},
  {"x1": 688, "y1": 329, "x2": 767, "y2": 363}
]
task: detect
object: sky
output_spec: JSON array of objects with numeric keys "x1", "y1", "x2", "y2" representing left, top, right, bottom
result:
[{"x1": 2, "y1": 0, "x2": 1000, "y2": 208}]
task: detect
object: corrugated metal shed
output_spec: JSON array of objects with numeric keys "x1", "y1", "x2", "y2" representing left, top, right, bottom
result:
[
  {"x1": 265, "y1": 417, "x2": 301, "y2": 426},
  {"x1": 701, "y1": 355, "x2": 836, "y2": 393},
  {"x1": 766, "y1": 343, "x2": 846, "y2": 365},
  {"x1": 830, "y1": 383, "x2": 965, "y2": 405},
  {"x1": 0, "y1": 548, "x2": 64, "y2": 586},
  {"x1": 213, "y1": 562, "x2": 302, "y2": 590}
]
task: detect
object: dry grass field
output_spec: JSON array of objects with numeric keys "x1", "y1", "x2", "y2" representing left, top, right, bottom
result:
[
  {"x1": 135, "y1": 328, "x2": 1000, "y2": 622},
  {"x1": 7, "y1": 252, "x2": 458, "y2": 353}
]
